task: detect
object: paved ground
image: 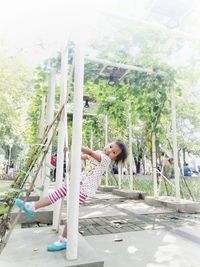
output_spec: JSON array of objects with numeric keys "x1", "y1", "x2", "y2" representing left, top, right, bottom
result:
[
  {"x1": 78, "y1": 212, "x2": 200, "y2": 236},
  {"x1": 1, "y1": 191, "x2": 200, "y2": 267}
]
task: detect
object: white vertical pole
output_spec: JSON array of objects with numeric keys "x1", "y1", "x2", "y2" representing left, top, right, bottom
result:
[
  {"x1": 52, "y1": 47, "x2": 69, "y2": 230},
  {"x1": 121, "y1": 164, "x2": 124, "y2": 182},
  {"x1": 105, "y1": 115, "x2": 108, "y2": 144},
  {"x1": 8, "y1": 144, "x2": 12, "y2": 167},
  {"x1": 118, "y1": 163, "x2": 121, "y2": 189},
  {"x1": 41, "y1": 69, "x2": 56, "y2": 198},
  {"x1": 65, "y1": 112, "x2": 69, "y2": 204},
  {"x1": 38, "y1": 96, "x2": 46, "y2": 139},
  {"x1": 180, "y1": 149, "x2": 184, "y2": 176},
  {"x1": 152, "y1": 131, "x2": 158, "y2": 197},
  {"x1": 144, "y1": 155, "x2": 147, "y2": 175},
  {"x1": 67, "y1": 38, "x2": 85, "y2": 260},
  {"x1": 128, "y1": 103, "x2": 133, "y2": 190},
  {"x1": 90, "y1": 129, "x2": 93, "y2": 150},
  {"x1": 35, "y1": 96, "x2": 46, "y2": 189},
  {"x1": 105, "y1": 115, "x2": 108, "y2": 186},
  {"x1": 171, "y1": 87, "x2": 180, "y2": 201}
]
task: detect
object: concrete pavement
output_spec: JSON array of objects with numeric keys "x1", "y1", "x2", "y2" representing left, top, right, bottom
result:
[{"x1": 1, "y1": 192, "x2": 200, "y2": 267}]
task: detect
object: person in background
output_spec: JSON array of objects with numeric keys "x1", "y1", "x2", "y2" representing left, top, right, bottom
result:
[
  {"x1": 50, "y1": 153, "x2": 57, "y2": 181},
  {"x1": 8, "y1": 160, "x2": 14, "y2": 179},
  {"x1": 183, "y1": 163, "x2": 191, "y2": 177}
]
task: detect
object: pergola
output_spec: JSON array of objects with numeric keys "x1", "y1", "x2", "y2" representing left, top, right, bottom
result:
[
  {"x1": 38, "y1": 44, "x2": 177, "y2": 261},
  {"x1": 38, "y1": 0, "x2": 199, "y2": 262}
]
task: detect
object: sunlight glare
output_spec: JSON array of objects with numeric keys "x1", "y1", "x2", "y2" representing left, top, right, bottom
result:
[{"x1": 127, "y1": 245, "x2": 138, "y2": 254}]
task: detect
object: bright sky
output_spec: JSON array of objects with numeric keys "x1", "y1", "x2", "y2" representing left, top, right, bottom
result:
[
  {"x1": 0, "y1": 0, "x2": 200, "y2": 67},
  {"x1": 0, "y1": 0, "x2": 124, "y2": 65}
]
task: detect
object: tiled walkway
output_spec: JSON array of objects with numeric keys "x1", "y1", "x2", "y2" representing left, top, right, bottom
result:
[{"x1": 79, "y1": 212, "x2": 200, "y2": 236}]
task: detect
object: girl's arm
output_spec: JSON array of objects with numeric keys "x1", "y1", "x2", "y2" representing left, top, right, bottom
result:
[
  {"x1": 64, "y1": 146, "x2": 101, "y2": 162},
  {"x1": 81, "y1": 154, "x2": 89, "y2": 160},
  {"x1": 81, "y1": 146, "x2": 101, "y2": 162}
]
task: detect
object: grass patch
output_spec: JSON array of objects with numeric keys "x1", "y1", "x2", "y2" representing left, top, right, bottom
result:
[{"x1": 102, "y1": 175, "x2": 200, "y2": 201}]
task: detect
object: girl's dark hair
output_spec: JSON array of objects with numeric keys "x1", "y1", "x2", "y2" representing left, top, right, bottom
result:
[{"x1": 114, "y1": 140, "x2": 128, "y2": 164}]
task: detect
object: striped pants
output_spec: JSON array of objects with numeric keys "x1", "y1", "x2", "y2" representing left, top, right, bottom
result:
[{"x1": 48, "y1": 185, "x2": 87, "y2": 205}]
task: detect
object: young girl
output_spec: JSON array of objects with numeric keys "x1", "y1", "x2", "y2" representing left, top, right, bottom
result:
[{"x1": 16, "y1": 140, "x2": 128, "y2": 251}]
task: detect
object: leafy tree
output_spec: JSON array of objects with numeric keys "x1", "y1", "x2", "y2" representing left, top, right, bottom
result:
[{"x1": 0, "y1": 41, "x2": 33, "y2": 160}]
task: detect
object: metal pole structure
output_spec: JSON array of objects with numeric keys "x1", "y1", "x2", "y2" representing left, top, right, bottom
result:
[
  {"x1": 144, "y1": 155, "x2": 147, "y2": 175},
  {"x1": 90, "y1": 129, "x2": 93, "y2": 150},
  {"x1": 171, "y1": 87, "x2": 180, "y2": 201},
  {"x1": 100, "y1": 10, "x2": 200, "y2": 42},
  {"x1": 52, "y1": 46, "x2": 69, "y2": 230},
  {"x1": 35, "y1": 96, "x2": 46, "y2": 189},
  {"x1": 8, "y1": 144, "x2": 12, "y2": 167},
  {"x1": 105, "y1": 115, "x2": 108, "y2": 186},
  {"x1": 41, "y1": 69, "x2": 56, "y2": 198},
  {"x1": 121, "y1": 163, "x2": 124, "y2": 182},
  {"x1": 65, "y1": 111, "x2": 69, "y2": 205},
  {"x1": 128, "y1": 103, "x2": 133, "y2": 190},
  {"x1": 38, "y1": 96, "x2": 46, "y2": 139},
  {"x1": 152, "y1": 131, "x2": 158, "y2": 197},
  {"x1": 118, "y1": 163, "x2": 121, "y2": 189},
  {"x1": 67, "y1": 38, "x2": 85, "y2": 260},
  {"x1": 85, "y1": 56, "x2": 158, "y2": 75}
]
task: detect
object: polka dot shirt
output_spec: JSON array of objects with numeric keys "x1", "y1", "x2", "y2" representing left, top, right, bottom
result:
[{"x1": 80, "y1": 152, "x2": 111, "y2": 197}]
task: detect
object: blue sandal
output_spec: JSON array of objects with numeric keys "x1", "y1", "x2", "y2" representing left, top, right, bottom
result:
[
  {"x1": 47, "y1": 240, "x2": 67, "y2": 251},
  {"x1": 15, "y1": 199, "x2": 35, "y2": 217}
]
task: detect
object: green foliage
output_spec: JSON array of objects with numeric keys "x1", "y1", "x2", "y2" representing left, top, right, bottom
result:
[
  {"x1": 27, "y1": 42, "x2": 76, "y2": 145},
  {"x1": 84, "y1": 63, "x2": 176, "y2": 169},
  {"x1": 27, "y1": 67, "x2": 48, "y2": 143},
  {"x1": 0, "y1": 140, "x2": 47, "y2": 242},
  {"x1": 0, "y1": 41, "x2": 33, "y2": 159}
]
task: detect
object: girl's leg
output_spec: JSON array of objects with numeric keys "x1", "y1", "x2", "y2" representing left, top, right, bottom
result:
[
  {"x1": 47, "y1": 224, "x2": 67, "y2": 251},
  {"x1": 47, "y1": 192, "x2": 87, "y2": 251},
  {"x1": 15, "y1": 185, "x2": 68, "y2": 216},
  {"x1": 34, "y1": 196, "x2": 51, "y2": 209},
  {"x1": 60, "y1": 192, "x2": 87, "y2": 238},
  {"x1": 47, "y1": 185, "x2": 67, "y2": 204},
  {"x1": 35, "y1": 184, "x2": 68, "y2": 209},
  {"x1": 62, "y1": 224, "x2": 67, "y2": 238},
  {"x1": 34, "y1": 183, "x2": 68, "y2": 209}
]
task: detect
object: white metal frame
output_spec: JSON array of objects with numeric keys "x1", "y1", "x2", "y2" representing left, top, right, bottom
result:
[
  {"x1": 128, "y1": 102, "x2": 133, "y2": 190},
  {"x1": 152, "y1": 131, "x2": 158, "y2": 197},
  {"x1": 52, "y1": 37, "x2": 181, "y2": 260},
  {"x1": 85, "y1": 56, "x2": 163, "y2": 75},
  {"x1": 171, "y1": 87, "x2": 180, "y2": 201},
  {"x1": 105, "y1": 115, "x2": 108, "y2": 186},
  {"x1": 67, "y1": 37, "x2": 85, "y2": 260},
  {"x1": 41, "y1": 69, "x2": 56, "y2": 198},
  {"x1": 35, "y1": 96, "x2": 46, "y2": 189},
  {"x1": 52, "y1": 46, "x2": 69, "y2": 231}
]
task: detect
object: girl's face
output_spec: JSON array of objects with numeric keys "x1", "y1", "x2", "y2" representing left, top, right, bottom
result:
[{"x1": 103, "y1": 142, "x2": 122, "y2": 160}]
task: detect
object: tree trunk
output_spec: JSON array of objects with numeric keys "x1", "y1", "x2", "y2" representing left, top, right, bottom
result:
[
  {"x1": 134, "y1": 158, "x2": 141, "y2": 173},
  {"x1": 183, "y1": 148, "x2": 186, "y2": 165},
  {"x1": 142, "y1": 156, "x2": 146, "y2": 175},
  {"x1": 136, "y1": 161, "x2": 141, "y2": 173}
]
